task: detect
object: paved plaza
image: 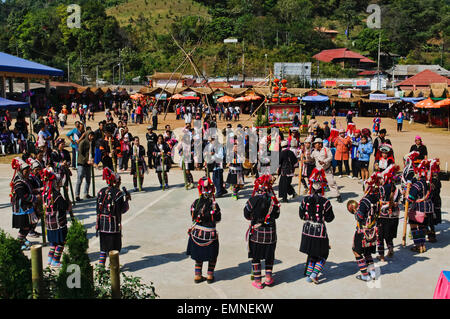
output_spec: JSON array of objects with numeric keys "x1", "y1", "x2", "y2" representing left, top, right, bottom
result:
[{"x1": 0, "y1": 163, "x2": 448, "y2": 299}]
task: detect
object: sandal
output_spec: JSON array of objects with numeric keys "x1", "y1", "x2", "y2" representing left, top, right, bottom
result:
[
  {"x1": 194, "y1": 276, "x2": 206, "y2": 284},
  {"x1": 265, "y1": 278, "x2": 274, "y2": 286},
  {"x1": 356, "y1": 275, "x2": 370, "y2": 282},
  {"x1": 207, "y1": 276, "x2": 215, "y2": 284},
  {"x1": 252, "y1": 281, "x2": 264, "y2": 289}
]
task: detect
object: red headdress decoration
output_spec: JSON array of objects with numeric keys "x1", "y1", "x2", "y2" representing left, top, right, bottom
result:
[
  {"x1": 198, "y1": 176, "x2": 215, "y2": 197},
  {"x1": 41, "y1": 168, "x2": 57, "y2": 208},
  {"x1": 102, "y1": 167, "x2": 120, "y2": 185},
  {"x1": 308, "y1": 168, "x2": 328, "y2": 195},
  {"x1": 252, "y1": 174, "x2": 280, "y2": 224},
  {"x1": 380, "y1": 164, "x2": 400, "y2": 184},
  {"x1": 364, "y1": 171, "x2": 384, "y2": 195}
]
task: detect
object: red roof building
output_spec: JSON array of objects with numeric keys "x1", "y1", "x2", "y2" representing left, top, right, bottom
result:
[
  {"x1": 396, "y1": 69, "x2": 450, "y2": 90},
  {"x1": 313, "y1": 48, "x2": 376, "y2": 70}
]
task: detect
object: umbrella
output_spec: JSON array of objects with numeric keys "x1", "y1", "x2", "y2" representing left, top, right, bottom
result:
[
  {"x1": 170, "y1": 94, "x2": 185, "y2": 100},
  {"x1": 130, "y1": 93, "x2": 144, "y2": 100},
  {"x1": 234, "y1": 96, "x2": 247, "y2": 102},
  {"x1": 245, "y1": 94, "x2": 262, "y2": 101},
  {"x1": 415, "y1": 98, "x2": 436, "y2": 109},
  {"x1": 434, "y1": 98, "x2": 450, "y2": 107},
  {"x1": 217, "y1": 95, "x2": 235, "y2": 103}
]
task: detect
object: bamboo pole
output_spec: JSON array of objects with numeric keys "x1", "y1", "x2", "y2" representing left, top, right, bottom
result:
[
  {"x1": 31, "y1": 244, "x2": 43, "y2": 299},
  {"x1": 68, "y1": 175, "x2": 76, "y2": 206},
  {"x1": 163, "y1": 61, "x2": 190, "y2": 120},
  {"x1": 109, "y1": 250, "x2": 120, "y2": 299},
  {"x1": 170, "y1": 34, "x2": 216, "y2": 112},
  {"x1": 402, "y1": 183, "x2": 412, "y2": 247},
  {"x1": 161, "y1": 151, "x2": 166, "y2": 191}
]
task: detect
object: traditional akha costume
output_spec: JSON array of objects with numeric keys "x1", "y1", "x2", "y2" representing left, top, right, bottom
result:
[
  {"x1": 278, "y1": 140, "x2": 298, "y2": 202},
  {"x1": 99, "y1": 124, "x2": 120, "y2": 171},
  {"x1": 130, "y1": 144, "x2": 147, "y2": 191},
  {"x1": 153, "y1": 141, "x2": 171, "y2": 188},
  {"x1": 11, "y1": 157, "x2": 39, "y2": 250},
  {"x1": 244, "y1": 175, "x2": 280, "y2": 289},
  {"x1": 299, "y1": 168, "x2": 334, "y2": 284},
  {"x1": 186, "y1": 177, "x2": 221, "y2": 284},
  {"x1": 42, "y1": 168, "x2": 70, "y2": 267},
  {"x1": 350, "y1": 172, "x2": 383, "y2": 282},
  {"x1": 376, "y1": 165, "x2": 401, "y2": 260},
  {"x1": 226, "y1": 143, "x2": 244, "y2": 200},
  {"x1": 429, "y1": 171, "x2": 442, "y2": 242},
  {"x1": 407, "y1": 159, "x2": 439, "y2": 253},
  {"x1": 96, "y1": 168, "x2": 130, "y2": 266},
  {"x1": 27, "y1": 158, "x2": 44, "y2": 238},
  {"x1": 50, "y1": 138, "x2": 72, "y2": 202}
]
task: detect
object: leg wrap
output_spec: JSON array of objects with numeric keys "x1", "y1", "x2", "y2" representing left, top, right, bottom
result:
[
  {"x1": 207, "y1": 260, "x2": 216, "y2": 277},
  {"x1": 313, "y1": 258, "x2": 325, "y2": 275},
  {"x1": 306, "y1": 260, "x2": 315, "y2": 276},
  {"x1": 252, "y1": 260, "x2": 262, "y2": 283},
  {"x1": 265, "y1": 260, "x2": 274, "y2": 279},
  {"x1": 195, "y1": 261, "x2": 203, "y2": 276},
  {"x1": 52, "y1": 245, "x2": 64, "y2": 265},
  {"x1": 48, "y1": 245, "x2": 56, "y2": 265},
  {"x1": 99, "y1": 251, "x2": 107, "y2": 265},
  {"x1": 356, "y1": 256, "x2": 369, "y2": 276}
]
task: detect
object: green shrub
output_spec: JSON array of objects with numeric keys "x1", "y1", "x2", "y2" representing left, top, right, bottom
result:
[
  {"x1": 0, "y1": 229, "x2": 32, "y2": 299},
  {"x1": 94, "y1": 265, "x2": 158, "y2": 299},
  {"x1": 56, "y1": 219, "x2": 95, "y2": 299}
]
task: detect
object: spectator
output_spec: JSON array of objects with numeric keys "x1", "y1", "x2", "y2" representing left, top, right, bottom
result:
[
  {"x1": 66, "y1": 121, "x2": 84, "y2": 169},
  {"x1": 350, "y1": 129, "x2": 361, "y2": 179},
  {"x1": 357, "y1": 135, "x2": 373, "y2": 182},
  {"x1": 397, "y1": 111, "x2": 404, "y2": 132},
  {"x1": 334, "y1": 129, "x2": 352, "y2": 177},
  {"x1": 409, "y1": 136, "x2": 428, "y2": 162},
  {"x1": 75, "y1": 131, "x2": 95, "y2": 201}
]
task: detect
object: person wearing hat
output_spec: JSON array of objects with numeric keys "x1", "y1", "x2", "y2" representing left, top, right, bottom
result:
[
  {"x1": 409, "y1": 136, "x2": 428, "y2": 164},
  {"x1": 350, "y1": 129, "x2": 361, "y2": 179},
  {"x1": 96, "y1": 167, "x2": 131, "y2": 266},
  {"x1": 311, "y1": 138, "x2": 342, "y2": 202},
  {"x1": 278, "y1": 140, "x2": 298, "y2": 202},
  {"x1": 27, "y1": 158, "x2": 44, "y2": 239},
  {"x1": 298, "y1": 136, "x2": 315, "y2": 192},
  {"x1": 187, "y1": 177, "x2": 222, "y2": 284},
  {"x1": 372, "y1": 128, "x2": 386, "y2": 160},
  {"x1": 11, "y1": 158, "x2": 40, "y2": 250},
  {"x1": 374, "y1": 144, "x2": 394, "y2": 172},
  {"x1": 334, "y1": 129, "x2": 352, "y2": 178},
  {"x1": 50, "y1": 138, "x2": 72, "y2": 202},
  {"x1": 145, "y1": 126, "x2": 158, "y2": 169},
  {"x1": 42, "y1": 168, "x2": 72, "y2": 267},
  {"x1": 299, "y1": 168, "x2": 335, "y2": 284},
  {"x1": 323, "y1": 121, "x2": 331, "y2": 140}
]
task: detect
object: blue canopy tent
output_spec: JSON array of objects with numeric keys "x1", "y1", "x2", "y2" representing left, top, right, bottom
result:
[
  {"x1": 301, "y1": 95, "x2": 330, "y2": 102},
  {"x1": 0, "y1": 52, "x2": 64, "y2": 77},
  {"x1": 401, "y1": 97, "x2": 426, "y2": 104},
  {"x1": 0, "y1": 97, "x2": 29, "y2": 109}
]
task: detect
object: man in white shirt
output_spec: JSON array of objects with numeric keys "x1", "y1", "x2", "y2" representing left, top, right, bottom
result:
[{"x1": 311, "y1": 138, "x2": 342, "y2": 202}]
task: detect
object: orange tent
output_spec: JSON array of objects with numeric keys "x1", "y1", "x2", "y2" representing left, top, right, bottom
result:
[
  {"x1": 434, "y1": 98, "x2": 450, "y2": 107},
  {"x1": 130, "y1": 93, "x2": 144, "y2": 100},
  {"x1": 217, "y1": 95, "x2": 235, "y2": 103},
  {"x1": 234, "y1": 96, "x2": 247, "y2": 102},
  {"x1": 415, "y1": 98, "x2": 436, "y2": 109}
]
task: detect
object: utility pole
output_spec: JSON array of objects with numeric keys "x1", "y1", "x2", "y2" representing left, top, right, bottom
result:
[
  {"x1": 264, "y1": 54, "x2": 268, "y2": 78},
  {"x1": 96, "y1": 65, "x2": 99, "y2": 86},
  {"x1": 242, "y1": 39, "x2": 245, "y2": 84},
  {"x1": 67, "y1": 58, "x2": 70, "y2": 83},
  {"x1": 377, "y1": 31, "x2": 381, "y2": 90},
  {"x1": 80, "y1": 51, "x2": 83, "y2": 86},
  {"x1": 276, "y1": 31, "x2": 279, "y2": 47}
]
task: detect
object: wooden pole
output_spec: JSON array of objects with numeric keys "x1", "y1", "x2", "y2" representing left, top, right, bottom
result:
[
  {"x1": 31, "y1": 244, "x2": 43, "y2": 299},
  {"x1": 163, "y1": 61, "x2": 190, "y2": 120},
  {"x1": 68, "y1": 175, "x2": 76, "y2": 206},
  {"x1": 161, "y1": 151, "x2": 166, "y2": 191},
  {"x1": 298, "y1": 158, "x2": 304, "y2": 195},
  {"x1": 109, "y1": 250, "x2": 120, "y2": 299},
  {"x1": 134, "y1": 145, "x2": 141, "y2": 191},
  {"x1": 401, "y1": 183, "x2": 412, "y2": 247}
]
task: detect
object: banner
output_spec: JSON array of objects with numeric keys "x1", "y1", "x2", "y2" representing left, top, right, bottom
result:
[
  {"x1": 369, "y1": 93, "x2": 387, "y2": 100},
  {"x1": 324, "y1": 80, "x2": 336, "y2": 87},
  {"x1": 268, "y1": 105, "x2": 300, "y2": 123},
  {"x1": 338, "y1": 90, "x2": 351, "y2": 99}
]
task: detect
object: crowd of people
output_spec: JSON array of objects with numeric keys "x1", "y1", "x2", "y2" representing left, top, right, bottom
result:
[{"x1": 6, "y1": 103, "x2": 444, "y2": 291}]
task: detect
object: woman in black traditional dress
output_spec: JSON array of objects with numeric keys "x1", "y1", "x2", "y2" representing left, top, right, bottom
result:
[
  {"x1": 153, "y1": 134, "x2": 171, "y2": 189},
  {"x1": 299, "y1": 168, "x2": 334, "y2": 284},
  {"x1": 42, "y1": 168, "x2": 72, "y2": 267},
  {"x1": 244, "y1": 175, "x2": 280, "y2": 289},
  {"x1": 186, "y1": 177, "x2": 221, "y2": 284},
  {"x1": 226, "y1": 136, "x2": 244, "y2": 200}
]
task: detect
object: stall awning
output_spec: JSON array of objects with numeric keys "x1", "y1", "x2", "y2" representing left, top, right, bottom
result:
[
  {"x1": 0, "y1": 97, "x2": 29, "y2": 109},
  {"x1": 401, "y1": 97, "x2": 426, "y2": 104},
  {"x1": 0, "y1": 52, "x2": 64, "y2": 77},
  {"x1": 302, "y1": 95, "x2": 329, "y2": 102}
]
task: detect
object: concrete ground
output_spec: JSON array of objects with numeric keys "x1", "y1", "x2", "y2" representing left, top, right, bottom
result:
[{"x1": 0, "y1": 164, "x2": 448, "y2": 299}]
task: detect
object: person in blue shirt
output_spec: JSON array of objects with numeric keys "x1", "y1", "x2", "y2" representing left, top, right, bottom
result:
[
  {"x1": 66, "y1": 121, "x2": 85, "y2": 169},
  {"x1": 351, "y1": 129, "x2": 362, "y2": 179},
  {"x1": 397, "y1": 111, "x2": 404, "y2": 132},
  {"x1": 357, "y1": 135, "x2": 373, "y2": 182}
]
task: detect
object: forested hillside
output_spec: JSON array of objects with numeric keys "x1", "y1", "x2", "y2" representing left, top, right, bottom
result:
[{"x1": 0, "y1": 0, "x2": 448, "y2": 84}]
